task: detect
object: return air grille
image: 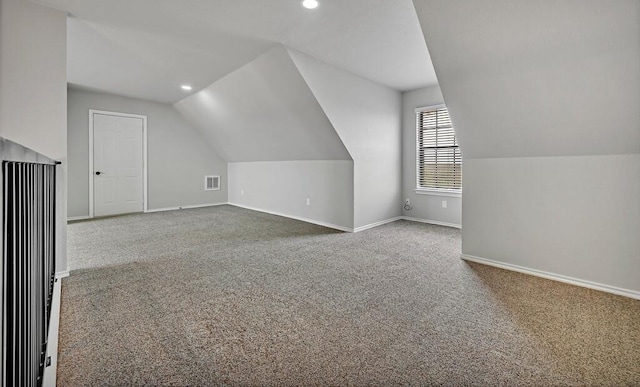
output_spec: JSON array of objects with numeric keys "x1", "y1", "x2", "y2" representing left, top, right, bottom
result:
[{"x1": 204, "y1": 175, "x2": 220, "y2": 191}]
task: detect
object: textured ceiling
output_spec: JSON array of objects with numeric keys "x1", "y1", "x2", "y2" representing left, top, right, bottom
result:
[{"x1": 35, "y1": 0, "x2": 437, "y2": 103}]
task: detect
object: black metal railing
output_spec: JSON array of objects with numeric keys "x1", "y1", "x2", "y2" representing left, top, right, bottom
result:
[{"x1": 2, "y1": 161, "x2": 56, "y2": 387}]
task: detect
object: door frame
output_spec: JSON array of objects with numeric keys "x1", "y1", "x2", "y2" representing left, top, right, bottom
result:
[{"x1": 88, "y1": 109, "x2": 148, "y2": 218}]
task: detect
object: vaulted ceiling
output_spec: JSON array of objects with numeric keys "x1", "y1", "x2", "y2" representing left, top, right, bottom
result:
[
  {"x1": 174, "y1": 46, "x2": 351, "y2": 162},
  {"x1": 413, "y1": 0, "x2": 640, "y2": 159},
  {"x1": 34, "y1": 0, "x2": 437, "y2": 103}
]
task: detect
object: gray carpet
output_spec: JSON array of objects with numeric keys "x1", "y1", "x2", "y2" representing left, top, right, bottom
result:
[{"x1": 59, "y1": 205, "x2": 640, "y2": 386}]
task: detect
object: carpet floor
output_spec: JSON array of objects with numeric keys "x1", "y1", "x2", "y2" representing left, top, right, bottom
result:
[{"x1": 59, "y1": 205, "x2": 639, "y2": 386}]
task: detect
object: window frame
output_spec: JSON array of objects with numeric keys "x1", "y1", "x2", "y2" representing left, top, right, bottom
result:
[{"x1": 415, "y1": 104, "x2": 462, "y2": 197}]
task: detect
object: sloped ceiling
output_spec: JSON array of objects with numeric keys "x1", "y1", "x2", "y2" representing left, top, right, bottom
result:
[
  {"x1": 288, "y1": 48, "x2": 401, "y2": 161},
  {"x1": 35, "y1": 0, "x2": 437, "y2": 103},
  {"x1": 413, "y1": 0, "x2": 640, "y2": 159},
  {"x1": 174, "y1": 46, "x2": 351, "y2": 162},
  {"x1": 66, "y1": 17, "x2": 272, "y2": 105}
]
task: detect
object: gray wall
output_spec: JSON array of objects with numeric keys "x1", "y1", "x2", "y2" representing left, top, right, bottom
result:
[
  {"x1": 174, "y1": 46, "x2": 356, "y2": 230},
  {"x1": 401, "y1": 85, "x2": 461, "y2": 226},
  {"x1": 464, "y1": 155, "x2": 640, "y2": 291},
  {"x1": 288, "y1": 49, "x2": 403, "y2": 229},
  {"x1": 175, "y1": 45, "x2": 402, "y2": 230},
  {"x1": 68, "y1": 87, "x2": 227, "y2": 217},
  {"x1": 0, "y1": 1, "x2": 68, "y2": 384},
  {"x1": 0, "y1": 0, "x2": 67, "y2": 161},
  {"x1": 228, "y1": 161, "x2": 354, "y2": 230},
  {"x1": 0, "y1": 0, "x2": 68, "y2": 276},
  {"x1": 414, "y1": 0, "x2": 640, "y2": 294}
]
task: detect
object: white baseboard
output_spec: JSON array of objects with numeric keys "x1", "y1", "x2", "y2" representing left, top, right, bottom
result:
[
  {"x1": 461, "y1": 254, "x2": 640, "y2": 300},
  {"x1": 402, "y1": 216, "x2": 461, "y2": 229},
  {"x1": 67, "y1": 215, "x2": 90, "y2": 222},
  {"x1": 68, "y1": 203, "x2": 228, "y2": 220},
  {"x1": 144, "y1": 202, "x2": 228, "y2": 213},
  {"x1": 354, "y1": 217, "x2": 403, "y2": 233},
  {"x1": 42, "y1": 278, "x2": 62, "y2": 387},
  {"x1": 55, "y1": 269, "x2": 70, "y2": 279},
  {"x1": 228, "y1": 203, "x2": 353, "y2": 233},
  {"x1": 227, "y1": 205, "x2": 464, "y2": 234}
]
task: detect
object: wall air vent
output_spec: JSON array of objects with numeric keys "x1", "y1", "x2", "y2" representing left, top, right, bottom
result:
[{"x1": 205, "y1": 175, "x2": 220, "y2": 191}]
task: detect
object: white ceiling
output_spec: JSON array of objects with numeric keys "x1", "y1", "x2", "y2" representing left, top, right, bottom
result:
[
  {"x1": 175, "y1": 46, "x2": 352, "y2": 162},
  {"x1": 34, "y1": 0, "x2": 437, "y2": 103}
]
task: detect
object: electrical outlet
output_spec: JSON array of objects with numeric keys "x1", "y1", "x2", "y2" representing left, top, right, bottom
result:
[
  {"x1": 241, "y1": 189, "x2": 244, "y2": 196},
  {"x1": 442, "y1": 200, "x2": 447, "y2": 209},
  {"x1": 306, "y1": 198, "x2": 310, "y2": 206}
]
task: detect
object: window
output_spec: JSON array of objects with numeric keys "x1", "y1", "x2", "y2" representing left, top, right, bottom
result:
[{"x1": 416, "y1": 106, "x2": 461, "y2": 191}]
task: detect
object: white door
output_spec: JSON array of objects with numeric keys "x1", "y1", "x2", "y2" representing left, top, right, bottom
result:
[{"x1": 93, "y1": 112, "x2": 144, "y2": 217}]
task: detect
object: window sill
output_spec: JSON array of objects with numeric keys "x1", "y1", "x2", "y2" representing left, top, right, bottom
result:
[{"x1": 414, "y1": 188, "x2": 462, "y2": 198}]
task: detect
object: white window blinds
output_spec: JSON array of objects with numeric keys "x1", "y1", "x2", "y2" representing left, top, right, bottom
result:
[{"x1": 416, "y1": 107, "x2": 461, "y2": 190}]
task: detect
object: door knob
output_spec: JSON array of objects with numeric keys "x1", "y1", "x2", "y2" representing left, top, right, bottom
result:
[{"x1": 95, "y1": 171, "x2": 102, "y2": 175}]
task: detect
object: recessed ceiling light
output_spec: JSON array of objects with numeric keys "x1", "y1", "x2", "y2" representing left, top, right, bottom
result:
[
  {"x1": 302, "y1": 0, "x2": 318, "y2": 9},
  {"x1": 181, "y1": 85, "x2": 192, "y2": 91}
]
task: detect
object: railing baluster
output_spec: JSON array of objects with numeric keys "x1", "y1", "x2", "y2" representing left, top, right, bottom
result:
[{"x1": 2, "y1": 161, "x2": 56, "y2": 387}]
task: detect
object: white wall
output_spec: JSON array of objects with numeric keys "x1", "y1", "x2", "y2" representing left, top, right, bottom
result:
[
  {"x1": 68, "y1": 87, "x2": 227, "y2": 217},
  {"x1": 401, "y1": 85, "x2": 461, "y2": 227},
  {"x1": 228, "y1": 161, "x2": 354, "y2": 231},
  {"x1": 288, "y1": 49, "x2": 403, "y2": 229},
  {"x1": 414, "y1": 0, "x2": 640, "y2": 296}
]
